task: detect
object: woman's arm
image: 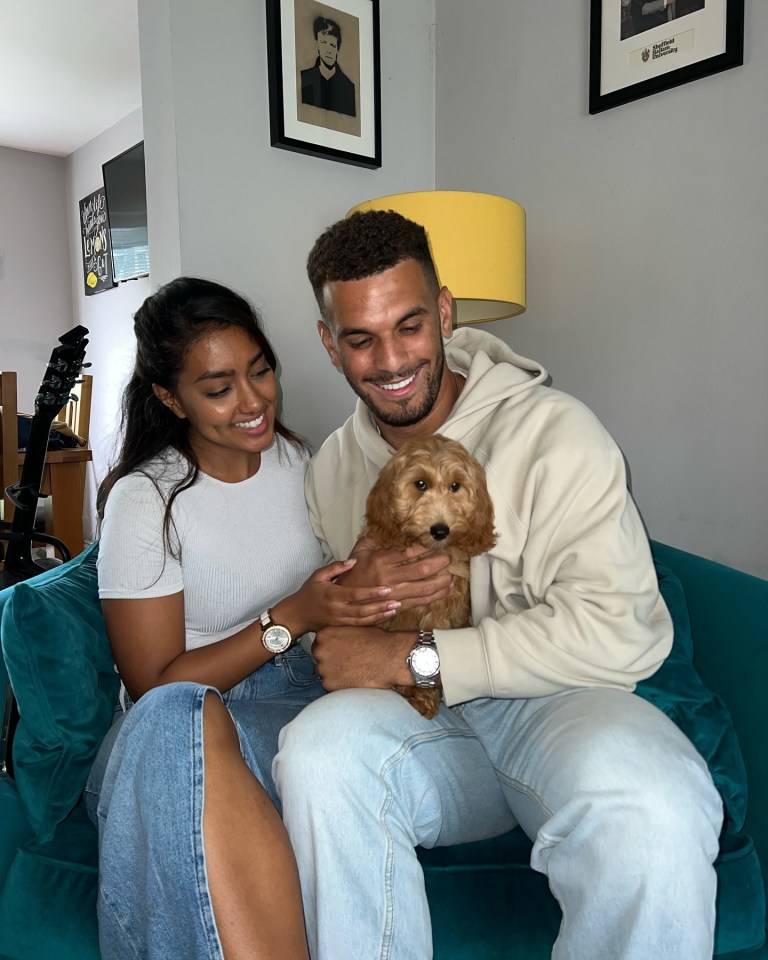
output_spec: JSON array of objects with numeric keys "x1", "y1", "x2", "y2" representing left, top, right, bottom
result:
[{"x1": 104, "y1": 557, "x2": 400, "y2": 700}]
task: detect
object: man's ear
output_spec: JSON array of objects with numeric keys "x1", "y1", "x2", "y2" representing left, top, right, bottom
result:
[
  {"x1": 437, "y1": 286, "x2": 455, "y2": 336},
  {"x1": 317, "y1": 321, "x2": 342, "y2": 369},
  {"x1": 152, "y1": 383, "x2": 186, "y2": 419}
]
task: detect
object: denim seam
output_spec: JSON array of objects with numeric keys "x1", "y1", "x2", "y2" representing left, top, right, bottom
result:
[
  {"x1": 495, "y1": 769, "x2": 554, "y2": 821},
  {"x1": 378, "y1": 772, "x2": 396, "y2": 960},
  {"x1": 98, "y1": 890, "x2": 143, "y2": 959},
  {"x1": 193, "y1": 688, "x2": 225, "y2": 960}
]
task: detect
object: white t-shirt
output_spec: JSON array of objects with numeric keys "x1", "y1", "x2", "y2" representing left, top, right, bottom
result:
[{"x1": 97, "y1": 441, "x2": 324, "y2": 651}]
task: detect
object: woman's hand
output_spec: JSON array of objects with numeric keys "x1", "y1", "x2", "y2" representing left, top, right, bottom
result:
[
  {"x1": 270, "y1": 558, "x2": 403, "y2": 637},
  {"x1": 338, "y1": 536, "x2": 454, "y2": 609}
]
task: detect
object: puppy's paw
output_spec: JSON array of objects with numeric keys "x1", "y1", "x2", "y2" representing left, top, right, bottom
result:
[{"x1": 393, "y1": 684, "x2": 441, "y2": 719}]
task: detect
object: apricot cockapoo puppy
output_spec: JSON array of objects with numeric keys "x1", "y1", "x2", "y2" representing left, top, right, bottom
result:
[{"x1": 363, "y1": 435, "x2": 497, "y2": 718}]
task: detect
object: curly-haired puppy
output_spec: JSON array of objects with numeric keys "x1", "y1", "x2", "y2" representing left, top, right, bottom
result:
[{"x1": 364, "y1": 435, "x2": 497, "y2": 718}]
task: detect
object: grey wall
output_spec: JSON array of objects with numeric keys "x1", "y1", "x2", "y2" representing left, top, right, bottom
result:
[
  {"x1": 435, "y1": 1, "x2": 767, "y2": 577},
  {"x1": 138, "y1": 0, "x2": 436, "y2": 448},
  {"x1": 65, "y1": 108, "x2": 151, "y2": 542},
  {"x1": 0, "y1": 146, "x2": 73, "y2": 409}
]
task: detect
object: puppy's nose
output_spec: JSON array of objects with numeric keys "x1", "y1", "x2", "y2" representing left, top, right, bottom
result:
[{"x1": 430, "y1": 523, "x2": 450, "y2": 541}]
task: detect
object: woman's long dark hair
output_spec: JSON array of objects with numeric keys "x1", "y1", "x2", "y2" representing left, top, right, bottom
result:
[{"x1": 97, "y1": 277, "x2": 304, "y2": 550}]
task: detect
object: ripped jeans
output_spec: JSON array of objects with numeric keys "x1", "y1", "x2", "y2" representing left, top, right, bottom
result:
[{"x1": 84, "y1": 647, "x2": 324, "y2": 960}]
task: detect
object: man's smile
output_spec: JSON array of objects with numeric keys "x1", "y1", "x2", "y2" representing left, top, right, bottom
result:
[{"x1": 367, "y1": 366, "x2": 425, "y2": 398}]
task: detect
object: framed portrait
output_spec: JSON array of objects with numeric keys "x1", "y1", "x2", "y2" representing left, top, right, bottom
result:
[
  {"x1": 266, "y1": 0, "x2": 381, "y2": 168},
  {"x1": 589, "y1": 0, "x2": 744, "y2": 114}
]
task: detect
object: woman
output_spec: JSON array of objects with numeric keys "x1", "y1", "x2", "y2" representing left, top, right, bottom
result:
[{"x1": 85, "y1": 277, "x2": 400, "y2": 960}]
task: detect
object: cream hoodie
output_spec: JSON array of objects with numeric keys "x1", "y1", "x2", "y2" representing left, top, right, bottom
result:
[{"x1": 305, "y1": 327, "x2": 672, "y2": 706}]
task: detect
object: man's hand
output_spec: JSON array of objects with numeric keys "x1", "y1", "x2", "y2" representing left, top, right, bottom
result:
[
  {"x1": 338, "y1": 536, "x2": 454, "y2": 609},
  {"x1": 312, "y1": 625, "x2": 415, "y2": 691}
]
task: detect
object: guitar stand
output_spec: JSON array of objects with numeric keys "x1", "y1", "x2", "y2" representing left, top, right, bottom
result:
[{"x1": 0, "y1": 529, "x2": 70, "y2": 585}]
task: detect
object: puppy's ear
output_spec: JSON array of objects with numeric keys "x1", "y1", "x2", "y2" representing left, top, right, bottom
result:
[
  {"x1": 364, "y1": 457, "x2": 401, "y2": 548},
  {"x1": 465, "y1": 463, "x2": 498, "y2": 555}
]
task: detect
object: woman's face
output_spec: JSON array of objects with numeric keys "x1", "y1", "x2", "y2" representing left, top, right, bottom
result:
[{"x1": 155, "y1": 325, "x2": 278, "y2": 480}]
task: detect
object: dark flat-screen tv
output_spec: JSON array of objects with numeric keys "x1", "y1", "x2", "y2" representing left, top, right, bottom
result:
[{"x1": 102, "y1": 141, "x2": 149, "y2": 282}]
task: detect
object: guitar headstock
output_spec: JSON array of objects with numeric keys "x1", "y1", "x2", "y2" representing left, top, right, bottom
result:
[{"x1": 34, "y1": 325, "x2": 91, "y2": 421}]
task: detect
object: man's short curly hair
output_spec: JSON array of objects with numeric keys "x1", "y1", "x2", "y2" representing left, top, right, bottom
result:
[{"x1": 306, "y1": 210, "x2": 440, "y2": 322}]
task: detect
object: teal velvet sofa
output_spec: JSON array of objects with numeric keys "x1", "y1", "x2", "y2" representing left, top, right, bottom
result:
[{"x1": 0, "y1": 540, "x2": 766, "y2": 960}]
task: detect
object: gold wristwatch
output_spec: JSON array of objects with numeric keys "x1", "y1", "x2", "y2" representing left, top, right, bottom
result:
[{"x1": 259, "y1": 610, "x2": 294, "y2": 654}]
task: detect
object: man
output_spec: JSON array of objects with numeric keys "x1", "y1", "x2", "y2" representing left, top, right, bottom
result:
[
  {"x1": 300, "y1": 16, "x2": 356, "y2": 118},
  {"x1": 274, "y1": 211, "x2": 722, "y2": 959},
  {"x1": 629, "y1": 0, "x2": 677, "y2": 36}
]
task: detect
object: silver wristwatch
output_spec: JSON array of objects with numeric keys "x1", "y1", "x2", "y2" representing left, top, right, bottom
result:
[
  {"x1": 259, "y1": 610, "x2": 293, "y2": 654},
  {"x1": 407, "y1": 630, "x2": 441, "y2": 688}
]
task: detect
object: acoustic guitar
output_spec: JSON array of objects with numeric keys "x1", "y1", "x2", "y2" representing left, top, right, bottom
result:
[{"x1": 0, "y1": 325, "x2": 90, "y2": 586}]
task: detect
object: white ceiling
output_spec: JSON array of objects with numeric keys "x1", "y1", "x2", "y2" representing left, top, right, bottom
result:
[{"x1": 0, "y1": 0, "x2": 142, "y2": 157}]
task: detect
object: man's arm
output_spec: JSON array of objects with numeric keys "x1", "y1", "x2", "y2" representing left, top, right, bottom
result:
[
  {"x1": 436, "y1": 406, "x2": 672, "y2": 705},
  {"x1": 311, "y1": 624, "x2": 415, "y2": 691}
]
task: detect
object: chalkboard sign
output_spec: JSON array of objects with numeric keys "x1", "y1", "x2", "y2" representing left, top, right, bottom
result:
[{"x1": 79, "y1": 187, "x2": 115, "y2": 296}]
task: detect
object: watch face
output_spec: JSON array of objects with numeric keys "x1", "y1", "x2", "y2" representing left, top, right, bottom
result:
[
  {"x1": 410, "y1": 644, "x2": 440, "y2": 680},
  {"x1": 262, "y1": 624, "x2": 292, "y2": 654}
]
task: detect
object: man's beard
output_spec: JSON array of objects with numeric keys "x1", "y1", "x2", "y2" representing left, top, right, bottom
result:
[{"x1": 346, "y1": 345, "x2": 446, "y2": 428}]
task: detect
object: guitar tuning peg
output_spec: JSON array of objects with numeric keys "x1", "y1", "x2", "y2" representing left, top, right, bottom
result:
[{"x1": 81, "y1": 362, "x2": 93, "y2": 369}]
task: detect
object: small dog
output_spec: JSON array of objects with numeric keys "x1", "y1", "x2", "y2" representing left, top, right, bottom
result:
[{"x1": 363, "y1": 435, "x2": 497, "y2": 718}]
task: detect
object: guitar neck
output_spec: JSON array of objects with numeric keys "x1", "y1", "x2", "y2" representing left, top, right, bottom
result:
[{"x1": 10, "y1": 416, "x2": 59, "y2": 528}]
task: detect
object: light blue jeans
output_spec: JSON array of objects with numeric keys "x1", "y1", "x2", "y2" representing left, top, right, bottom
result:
[
  {"x1": 274, "y1": 686, "x2": 724, "y2": 960},
  {"x1": 84, "y1": 647, "x2": 325, "y2": 960}
]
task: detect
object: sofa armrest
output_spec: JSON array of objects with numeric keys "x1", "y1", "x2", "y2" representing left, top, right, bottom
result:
[{"x1": 651, "y1": 540, "x2": 768, "y2": 922}]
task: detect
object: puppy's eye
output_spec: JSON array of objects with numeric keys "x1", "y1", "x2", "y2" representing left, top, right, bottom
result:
[
  {"x1": 414, "y1": 479, "x2": 428, "y2": 491},
  {"x1": 449, "y1": 482, "x2": 461, "y2": 493}
]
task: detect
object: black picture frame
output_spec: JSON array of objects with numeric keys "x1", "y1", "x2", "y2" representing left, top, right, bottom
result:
[
  {"x1": 589, "y1": 0, "x2": 744, "y2": 114},
  {"x1": 266, "y1": 0, "x2": 381, "y2": 168},
  {"x1": 78, "y1": 188, "x2": 116, "y2": 296}
]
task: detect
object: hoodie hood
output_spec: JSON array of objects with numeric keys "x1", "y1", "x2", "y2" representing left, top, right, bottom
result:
[{"x1": 352, "y1": 326, "x2": 548, "y2": 468}]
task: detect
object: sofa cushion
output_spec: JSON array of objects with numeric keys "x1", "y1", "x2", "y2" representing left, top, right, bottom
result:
[
  {"x1": 0, "y1": 777, "x2": 33, "y2": 884},
  {"x1": 0, "y1": 799, "x2": 100, "y2": 960},
  {"x1": 637, "y1": 555, "x2": 749, "y2": 834},
  {"x1": 0, "y1": 542, "x2": 119, "y2": 843},
  {"x1": 419, "y1": 824, "x2": 767, "y2": 957},
  {"x1": 641, "y1": 555, "x2": 764, "y2": 953}
]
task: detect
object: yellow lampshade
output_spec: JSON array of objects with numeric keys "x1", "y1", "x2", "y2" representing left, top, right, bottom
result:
[{"x1": 347, "y1": 190, "x2": 526, "y2": 324}]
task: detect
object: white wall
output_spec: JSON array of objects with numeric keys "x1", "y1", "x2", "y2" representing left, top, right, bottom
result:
[
  {"x1": 0, "y1": 146, "x2": 73, "y2": 409},
  {"x1": 66, "y1": 108, "x2": 151, "y2": 540},
  {"x1": 138, "y1": 0, "x2": 436, "y2": 449},
  {"x1": 435, "y1": 1, "x2": 768, "y2": 578}
]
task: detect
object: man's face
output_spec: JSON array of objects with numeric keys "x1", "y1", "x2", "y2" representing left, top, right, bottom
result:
[
  {"x1": 317, "y1": 31, "x2": 339, "y2": 69},
  {"x1": 317, "y1": 259, "x2": 455, "y2": 443}
]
